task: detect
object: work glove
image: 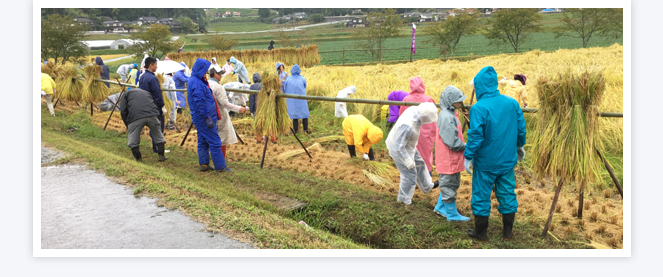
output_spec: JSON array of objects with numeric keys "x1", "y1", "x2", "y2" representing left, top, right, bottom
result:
[
  {"x1": 232, "y1": 71, "x2": 236, "y2": 75},
  {"x1": 406, "y1": 162, "x2": 416, "y2": 170},
  {"x1": 362, "y1": 153, "x2": 369, "y2": 161},
  {"x1": 517, "y1": 147, "x2": 526, "y2": 161},
  {"x1": 205, "y1": 117, "x2": 214, "y2": 129},
  {"x1": 41, "y1": 91, "x2": 46, "y2": 96},
  {"x1": 465, "y1": 159, "x2": 472, "y2": 175},
  {"x1": 161, "y1": 106, "x2": 167, "y2": 116}
]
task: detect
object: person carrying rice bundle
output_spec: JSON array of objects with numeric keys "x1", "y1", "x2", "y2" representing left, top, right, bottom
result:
[
  {"x1": 465, "y1": 66, "x2": 527, "y2": 241},
  {"x1": 386, "y1": 102, "x2": 440, "y2": 205}
]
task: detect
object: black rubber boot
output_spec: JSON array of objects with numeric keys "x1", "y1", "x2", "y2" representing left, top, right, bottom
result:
[
  {"x1": 199, "y1": 164, "x2": 214, "y2": 172},
  {"x1": 368, "y1": 148, "x2": 375, "y2": 160},
  {"x1": 432, "y1": 180, "x2": 439, "y2": 189},
  {"x1": 467, "y1": 215, "x2": 489, "y2": 241},
  {"x1": 157, "y1": 143, "x2": 168, "y2": 162},
  {"x1": 131, "y1": 147, "x2": 142, "y2": 162},
  {"x1": 502, "y1": 213, "x2": 515, "y2": 240},
  {"x1": 347, "y1": 145, "x2": 356, "y2": 158}
]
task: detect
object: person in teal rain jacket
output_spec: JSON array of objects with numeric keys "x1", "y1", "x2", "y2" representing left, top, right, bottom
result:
[
  {"x1": 464, "y1": 66, "x2": 527, "y2": 242},
  {"x1": 284, "y1": 64, "x2": 310, "y2": 134}
]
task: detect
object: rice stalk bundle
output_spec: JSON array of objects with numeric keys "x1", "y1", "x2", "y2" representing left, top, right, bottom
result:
[
  {"x1": 83, "y1": 64, "x2": 110, "y2": 103},
  {"x1": 166, "y1": 45, "x2": 321, "y2": 68},
  {"x1": 156, "y1": 73, "x2": 174, "y2": 123},
  {"x1": 232, "y1": 118, "x2": 254, "y2": 125},
  {"x1": 349, "y1": 159, "x2": 399, "y2": 177},
  {"x1": 253, "y1": 71, "x2": 291, "y2": 137},
  {"x1": 310, "y1": 135, "x2": 345, "y2": 143},
  {"x1": 362, "y1": 170, "x2": 395, "y2": 188},
  {"x1": 530, "y1": 68, "x2": 606, "y2": 192},
  {"x1": 41, "y1": 62, "x2": 56, "y2": 77},
  {"x1": 276, "y1": 143, "x2": 323, "y2": 161},
  {"x1": 54, "y1": 65, "x2": 85, "y2": 102}
]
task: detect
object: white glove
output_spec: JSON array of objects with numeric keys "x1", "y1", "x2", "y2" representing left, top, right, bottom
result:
[
  {"x1": 406, "y1": 162, "x2": 416, "y2": 170},
  {"x1": 517, "y1": 147, "x2": 525, "y2": 161},
  {"x1": 465, "y1": 159, "x2": 472, "y2": 175},
  {"x1": 41, "y1": 91, "x2": 46, "y2": 96},
  {"x1": 161, "y1": 106, "x2": 167, "y2": 115},
  {"x1": 362, "y1": 153, "x2": 369, "y2": 161}
]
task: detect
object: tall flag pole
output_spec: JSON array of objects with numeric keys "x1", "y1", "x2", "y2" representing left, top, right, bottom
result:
[{"x1": 411, "y1": 23, "x2": 417, "y2": 62}]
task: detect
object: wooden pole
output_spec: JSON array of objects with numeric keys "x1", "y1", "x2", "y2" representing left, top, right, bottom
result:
[
  {"x1": 596, "y1": 149, "x2": 624, "y2": 199},
  {"x1": 235, "y1": 131, "x2": 245, "y2": 145},
  {"x1": 290, "y1": 127, "x2": 313, "y2": 159},
  {"x1": 542, "y1": 180, "x2": 564, "y2": 238},
  {"x1": 260, "y1": 138, "x2": 269, "y2": 169},
  {"x1": 342, "y1": 48, "x2": 345, "y2": 66},
  {"x1": 104, "y1": 77, "x2": 129, "y2": 131},
  {"x1": 578, "y1": 189, "x2": 584, "y2": 219},
  {"x1": 180, "y1": 122, "x2": 194, "y2": 146},
  {"x1": 90, "y1": 103, "x2": 93, "y2": 116},
  {"x1": 462, "y1": 88, "x2": 475, "y2": 133}
]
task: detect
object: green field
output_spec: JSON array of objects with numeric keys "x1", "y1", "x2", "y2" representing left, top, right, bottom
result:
[{"x1": 208, "y1": 21, "x2": 276, "y2": 32}]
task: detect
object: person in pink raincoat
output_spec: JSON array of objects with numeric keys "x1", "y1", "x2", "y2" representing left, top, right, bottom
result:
[{"x1": 399, "y1": 77, "x2": 437, "y2": 174}]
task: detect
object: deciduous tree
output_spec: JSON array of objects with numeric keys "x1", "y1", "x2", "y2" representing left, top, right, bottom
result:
[
  {"x1": 352, "y1": 9, "x2": 401, "y2": 62},
  {"x1": 424, "y1": 12, "x2": 480, "y2": 57},
  {"x1": 484, "y1": 8, "x2": 542, "y2": 53},
  {"x1": 41, "y1": 14, "x2": 89, "y2": 65},
  {"x1": 128, "y1": 24, "x2": 178, "y2": 60},
  {"x1": 554, "y1": 8, "x2": 623, "y2": 48}
]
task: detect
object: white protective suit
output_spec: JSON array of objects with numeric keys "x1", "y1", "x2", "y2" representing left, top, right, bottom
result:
[
  {"x1": 209, "y1": 57, "x2": 222, "y2": 73},
  {"x1": 162, "y1": 74, "x2": 178, "y2": 123},
  {"x1": 385, "y1": 102, "x2": 439, "y2": 205},
  {"x1": 223, "y1": 82, "x2": 251, "y2": 107},
  {"x1": 335, "y1": 86, "x2": 356, "y2": 118}
]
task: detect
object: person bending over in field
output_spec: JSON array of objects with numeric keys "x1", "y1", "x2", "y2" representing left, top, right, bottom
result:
[
  {"x1": 499, "y1": 74, "x2": 528, "y2": 108},
  {"x1": 386, "y1": 103, "x2": 440, "y2": 205},
  {"x1": 399, "y1": 77, "x2": 437, "y2": 177},
  {"x1": 119, "y1": 88, "x2": 167, "y2": 163},
  {"x1": 342, "y1": 114, "x2": 383, "y2": 161},
  {"x1": 433, "y1": 85, "x2": 470, "y2": 222},
  {"x1": 465, "y1": 66, "x2": 527, "y2": 241},
  {"x1": 386, "y1": 90, "x2": 409, "y2": 130},
  {"x1": 335, "y1": 86, "x2": 356, "y2": 118}
]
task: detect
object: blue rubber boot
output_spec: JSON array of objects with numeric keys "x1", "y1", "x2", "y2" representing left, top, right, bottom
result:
[
  {"x1": 433, "y1": 193, "x2": 446, "y2": 217},
  {"x1": 445, "y1": 201, "x2": 470, "y2": 222}
]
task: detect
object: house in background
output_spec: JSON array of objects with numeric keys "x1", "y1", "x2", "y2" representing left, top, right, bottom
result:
[
  {"x1": 138, "y1": 16, "x2": 159, "y2": 25},
  {"x1": 346, "y1": 17, "x2": 366, "y2": 28},
  {"x1": 214, "y1": 12, "x2": 221, "y2": 18},
  {"x1": 293, "y1": 12, "x2": 309, "y2": 19},
  {"x1": 73, "y1": 17, "x2": 93, "y2": 26},
  {"x1": 449, "y1": 9, "x2": 456, "y2": 16},
  {"x1": 233, "y1": 11, "x2": 241, "y2": 17}
]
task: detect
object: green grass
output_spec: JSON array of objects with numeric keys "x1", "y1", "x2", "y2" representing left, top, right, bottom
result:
[
  {"x1": 207, "y1": 8, "x2": 259, "y2": 16},
  {"x1": 40, "y1": 103, "x2": 591, "y2": 249},
  {"x1": 208, "y1": 21, "x2": 275, "y2": 32},
  {"x1": 84, "y1": 34, "x2": 131, "y2": 40}
]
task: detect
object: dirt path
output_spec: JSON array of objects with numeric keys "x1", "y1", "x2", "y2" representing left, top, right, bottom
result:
[{"x1": 40, "y1": 147, "x2": 253, "y2": 249}]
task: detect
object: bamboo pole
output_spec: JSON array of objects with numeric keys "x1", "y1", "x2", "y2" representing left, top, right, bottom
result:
[
  {"x1": 87, "y1": 79, "x2": 625, "y2": 118},
  {"x1": 578, "y1": 190, "x2": 584, "y2": 219},
  {"x1": 542, "y1": 180, "x2": 564, "y2": 238},
  {"x1": 462, "y1": 88, "x2": 475, "y2": 133},
  {"x1": 596, "y1": 149, "x2": 624, "y2": 199},
  {"x1": 290, "y1": 127, "x2": 313, "y2": 159}
]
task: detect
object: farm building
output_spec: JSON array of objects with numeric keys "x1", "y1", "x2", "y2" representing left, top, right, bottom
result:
[
  {"x1": 80, "y1": 40, "x2": 115, "y2": 50},
  {"x1": 109, "y1": 39, "x2": 142, "y2": 50}
]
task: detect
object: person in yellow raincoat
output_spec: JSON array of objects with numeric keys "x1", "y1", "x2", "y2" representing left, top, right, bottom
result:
[
  {"x1": 342, "y1": 114, "x2": 384, "y2": 160},
  {"x1": 498, "y1": 74, "x2": 528, "y2": 108},
  {"x1": 40, "y1": 73, "x2": 56, "y2": 116}
]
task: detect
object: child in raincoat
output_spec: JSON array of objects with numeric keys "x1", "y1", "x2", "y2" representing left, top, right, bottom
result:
[
  {"x1": 399, "y1": 77, "x2": 437, "y2": 175},
  {"x1": 499, "y1": 74, "x2": 528, "y2": 108},
  {"x1": 342, "y1": 114, "x2": 383, "y2": 160},
  {"x1": 386, "y1": 102, "x2": 440, "y2": 205},
  {"x1": 40, "y1": 73, "x2": 56, "y2": 116},
  {"x1": 387, "y1": 90, "x2": 409, "y2": 129},
  {"x1": 335, "y1": 86, "x2": 356, "y2": 118},
  {"x1": 433, "y1": 85, "x2": 470, "y2": 222}
]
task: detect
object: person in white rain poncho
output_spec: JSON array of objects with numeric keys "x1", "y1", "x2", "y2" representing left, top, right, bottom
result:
[
  {"x1": 223, "y1": 81, "x2": 250, "y2": 108},
  {"x1": 386, "y1": 102, "x2": 440, "y2": 205},
  {"x1": 209, "y1": 57, "x2": 222, "y2": 72},
  {"x1": 335, "y1": 86, "x2": 356, "y2": 118},
  {"x1": 229, "y1": 56, "x2": 251, "y2": 85},
  {"x1": 162, "y1": 73, "x2": 179, "y2": 130},
  {"x1": 116, "y1": 63, "x2": 136, "y2": 82}
]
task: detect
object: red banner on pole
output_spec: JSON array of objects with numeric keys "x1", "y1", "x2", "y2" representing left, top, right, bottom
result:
[{"x1": 412, "y1": 23, "x2": 416, "y2": 54}]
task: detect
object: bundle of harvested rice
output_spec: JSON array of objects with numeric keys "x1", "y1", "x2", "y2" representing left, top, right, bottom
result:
[
  {"x1": 166, "y1": 45, "x2": 321, "y2": 69},
  {"x1": 349, "y1": 159, "x2": 399, "y2": 178},
  {"x1": 530, "y1": 67, "x2": 607, "y2": 193},
  {"x1": 362, "y1": 170, "x2": 395, "y2": 188},
  {"x1": 276, "y1": 143, "x2": 323, "y2": 161},
  {"x1": 310, "y1": 135, "x2": 345, "y2": 144},
  {"x1": 253, "y1": 71, "x2": 291, "y2": 137},
  {"x1": 83, "y1": 64, "x2": 111, "y2": 103},
  {"x1": 156, "y1": 73, "x2": 174, "y2": 123},
  {"x1": 54, "y1": 65, "x2": 86, "y2": 102},
  {"x1": 41, "y1": 62, "x2": 56, "y2": 77},
  {"x1": 232, "y1": 118, "x2": 254, "y2": 125}
]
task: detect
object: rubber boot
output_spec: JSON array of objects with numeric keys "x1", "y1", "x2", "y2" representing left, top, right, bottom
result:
[
  {"x1": 467, "y1": 216, "x2": 489, "y2": 241},
  {"x1": 217, "y1": 167, "x2": 232, "y2": 173},
  {"x1": 502, "y1": 213, "x2": 515, "y2": 240},
  {"x1": 347, "y1": 145, "x2": 356, "y2": 158},
  {"x1": 199, "y1": 164, "x2": 214, "y2": 172},
  {"x1": 433, "y1": 193, "x2": 446, "y2": 217},
  {"x1": 157, "y1": 143, "x2": 168, "y2": 162},
  {"x1": 131, "y1": 147, "x2": 142, "y2": 162},
  {"x1": 444, "y1": 201, "x2": 470, "y2": 222},
  {"x1": 368, "y1": 148, "x2": 375, "y2": 160}
]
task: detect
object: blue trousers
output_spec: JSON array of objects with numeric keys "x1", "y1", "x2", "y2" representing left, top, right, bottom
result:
[
  {"x1": 471, "y1": 168, "x2": 518, "y2": 217},
  {"x1": 195, "y1": 122, "x2": 226, "y2": 170}
]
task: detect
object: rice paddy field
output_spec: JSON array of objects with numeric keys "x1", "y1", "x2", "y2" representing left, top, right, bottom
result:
[{"x1": 42, "y1": 43, "x2": 624, "y2": 249}]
